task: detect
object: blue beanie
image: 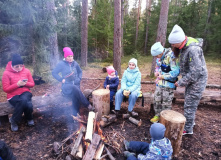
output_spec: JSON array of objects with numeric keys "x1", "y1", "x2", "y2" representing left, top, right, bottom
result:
[
  {"x1": 168, "y1": 24, "x2": 185, "y2": 44},
  {"x1": 150, "y1": 123, "x2": 166, "y2": 141},
  {"x1": 129, "y1": 58, "x2": 137, "y2": 67},
  {"x1": 151, "y1": 42, "x2": 164, "y2": 56},
  {"x1": 12, "y1": 54, "x2": 23, "y2": 66}
]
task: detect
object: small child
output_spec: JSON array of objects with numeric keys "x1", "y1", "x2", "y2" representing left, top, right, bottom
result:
[
  {"x1": 115, "y1": 58, "x2": 141, "y2": 116},
  {"x1": 104, "y1": 66, "x2": 119, "y2": 110},
  {"x1": 150, "y1": 42, "x2": 180, "y2": 123},
  {"x1": 124, "y1": 123, "x2": 173, "y2": 160}
]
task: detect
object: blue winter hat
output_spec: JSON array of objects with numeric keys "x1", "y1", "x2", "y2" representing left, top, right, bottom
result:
[
  {"x1": 129, "y1": 58, "x2": 137, "y2": 67},
  {"x1": 168, "y1": 24, "x2": 185, "y2": 44},
  {"x1": 151, "y1": 42, "x2": 164, "y2": 56},
  {"x1": 150, "y1": 123, "x2": 166, "y2": 141}
]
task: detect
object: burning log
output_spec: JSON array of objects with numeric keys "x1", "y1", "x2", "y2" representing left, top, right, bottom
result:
[
  {"x1": 92, "y1": 89, "x2": 110, "y2": 120},
  {"x1": 71, "y1": 127, "x2": 86, "y2": 156},
  {"x1": 160, "y1": 110, "x2": 186, "y2": 157},
  {"x1": 129, "y1": 117, "x2": 142, "y2": 127},
  {"x1": 75, "y1": 143, "x2": 83, "y2": 159},
  {"x1": 82, "y1": 134, "x2": 101, "y2": 160},
  {"x1": 85, "y1": 112, "x2": 96, "y2": 142},
  {"x1": 72, "y1": 115, "x2": 87, "y2": 124},
  {"x1": 94, "y1": 142, "x2": 105, "y2": 160}
]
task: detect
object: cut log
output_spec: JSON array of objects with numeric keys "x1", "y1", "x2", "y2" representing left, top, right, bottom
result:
[
  {"x1": 122, "y1": 113, "x2": 130, "y2": 119},
  {"x1": 85, "y1": 112, "x2": 96, "y2": 142},
  {"x1": 71, "y1": 126, "x2": 86, "y2": 156},
  {"x1": 82, "y1": 133, "x2": 101, "y2": 160},
  {"x1": 92, "y1": 89, "x2": 110, "y2": 120},
  {"x1": 75, "y1": 143, "x2": 83, "y2": 159},
  {"x1": 104, "y1": 146, "x2": 116, "y2": 160},
  {"x1": 159, "y1": 110, "x2": 186, "y2": 157},
  {"x1": 99, "y1": 119, "x2": 116, "y2": 128},
  {"x1": 128, "y1": 117, "x2": 142, "y2": 127},
  {"x1": 94, "y1": 142, "x2": 104, "y2": 160}
]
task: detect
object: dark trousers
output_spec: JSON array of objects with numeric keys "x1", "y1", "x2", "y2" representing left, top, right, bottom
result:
[
  {"x1": 127, "y1": 141, "x2": 149, "y2": 160},
  {"x1": 62, "y1": 84, "x2": 90, "y2": 116},
  {"x1": 0, "y1": 140, "x2": 16, "y2": 160},
  {"x1": 9, "y1": 92, "x2": 33, "y2": 123}
]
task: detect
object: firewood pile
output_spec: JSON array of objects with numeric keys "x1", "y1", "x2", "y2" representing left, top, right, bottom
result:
[{"x1": 52, "y1": 111, "x2": 125, "y2": 160}]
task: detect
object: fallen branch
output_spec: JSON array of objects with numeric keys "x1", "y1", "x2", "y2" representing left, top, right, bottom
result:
[{"x1": 72, "y1": 115, "x2": 87, "y2": 124}]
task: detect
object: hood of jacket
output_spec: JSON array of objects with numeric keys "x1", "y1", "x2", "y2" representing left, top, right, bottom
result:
[{"x1": 5, "y1": 61, "x2": 25, "y2": 73}]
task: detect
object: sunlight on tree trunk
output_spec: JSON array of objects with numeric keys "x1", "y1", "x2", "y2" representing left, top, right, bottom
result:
[
  {"x1": 144, "y1": 0, "x2": 151, "y2": 55},
  {"x1": 135, "y1": 0, "x2": 141, "y2": 48}
]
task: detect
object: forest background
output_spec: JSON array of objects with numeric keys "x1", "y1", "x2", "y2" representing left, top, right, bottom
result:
[{"x1": 0, "y1": 0, "x2": 220, "y2": 81}]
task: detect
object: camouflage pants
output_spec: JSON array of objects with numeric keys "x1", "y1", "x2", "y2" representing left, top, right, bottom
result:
[
  {"x1": 184, "y1": 77, "x2": 207, "y2": 132},
  {"x1": 153, "y1": 86, "x2": 174, "y2": 116}
]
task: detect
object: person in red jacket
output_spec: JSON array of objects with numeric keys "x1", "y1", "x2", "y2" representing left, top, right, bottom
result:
[{"x1": 2, "y1": 54, "x2": 35, "y2": 132}]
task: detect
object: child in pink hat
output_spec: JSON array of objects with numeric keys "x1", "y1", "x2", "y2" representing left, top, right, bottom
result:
[{"x1": 104, "y1": 66, "x2": 119, "y2": 110}]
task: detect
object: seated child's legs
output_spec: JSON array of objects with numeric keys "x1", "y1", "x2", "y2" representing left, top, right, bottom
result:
[
  {"x1": 115, "y1": 89, "x2": 124, "y2": 111},
  {"x1": 161, "y1": 88, "x2": 174, "y2": 110},
  {"x1": 127, "y1": 155, "x2": 138, "y2": 160},
  {"x1": 128, "y1": 91, "x2": 138, "y2": 112},
  {"x1": 129, "y1": 141, "x2": 149, "y2": 154},
  {"x1": 110, "y1": 91, "x2": 116, "y2": 110}
]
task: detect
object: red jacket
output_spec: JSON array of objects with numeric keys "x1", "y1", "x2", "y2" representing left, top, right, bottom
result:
[{"x1": 2, "y1": 61, "x2": 35, "y2": 100}]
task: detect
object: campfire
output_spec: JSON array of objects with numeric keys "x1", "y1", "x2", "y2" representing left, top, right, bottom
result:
[{"x1": 53, "y1": 111, "x2": 125, "y2": 160}]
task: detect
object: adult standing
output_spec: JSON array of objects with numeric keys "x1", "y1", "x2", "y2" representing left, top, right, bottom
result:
[
  {"x1": 168, "y1": 24, "x2": 208, "y2": 135},
  {"x1": 2, "y1": 54, "x2": 35, "y2": 132},
  {"x1": 52, "y1": 47, "x2": 94, "y2": 116}
]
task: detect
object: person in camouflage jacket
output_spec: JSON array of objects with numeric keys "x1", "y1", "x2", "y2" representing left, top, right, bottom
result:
[
  {"x1": 168, "y1": 24, "x2": 208, "y2": 135},
  {"x1": 123, "y1": 123, "x2": 173, "y2": 160}
]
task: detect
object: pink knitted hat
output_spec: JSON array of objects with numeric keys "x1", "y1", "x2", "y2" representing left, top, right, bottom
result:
[
  {"x1": 107, "y1": 66, "x2": 115, "y2": 75},
  {"x1": 63, "y1": 47, "x2": 74, "y2": 58}
]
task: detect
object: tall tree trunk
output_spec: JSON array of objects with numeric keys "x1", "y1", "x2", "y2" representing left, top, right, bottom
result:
[
  {"x1": 144, "y1": 0, "x2": 152, "y2": 55},
  {"x1": 81, "y1": 0, "x2": 88, "y2": 67},
  {"x1": 114, "y1": 0, "x2": 121, "y2": 74},
  {"x1": 203, "y1": 0, "x2": 213, "y2": 51},
  {"x1": 150, "y1": 0, "x2": 170, "y2": 76},
  {"x1": 46, "y1": 0, "x2": 59, "y2": 70},
  {"x1": 121, "y1": 0, "x2": 124, "y2": 57},
  {"x1": 63, "y1": 0, "x2": 69, "y2": 46},
  {"x1": 135, "y1": 0, "x2": 141, "y2": 48},
  {"x1": 30, "y1": 25, "x2": 37, "y2": 76}
]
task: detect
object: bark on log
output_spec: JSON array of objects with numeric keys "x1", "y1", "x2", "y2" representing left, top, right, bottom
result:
[
  {"x1": 82, "y1": 134, "x2": 101, "y2": 160},
  {"x1": 122, "y1": 113, "x2": 130, "y2": 119},
  {"x1": 128, "y1": 117, "x2": 142, "y2": 127},
  {"x1": 99, "y1": 119, "x2": 116, "y2": 128},
  {"x1": 71, "y1": 127, "x2": 86, "y2": 156},
  {"x1": 85, "y1": 112, "x2": 96, "y2": 142},
  {"x1": 159, "y1": 110, "x2": 186, "y2": 157},
  {"x1": 92, "y1": 89, "x2": 110, "y2": 120}
]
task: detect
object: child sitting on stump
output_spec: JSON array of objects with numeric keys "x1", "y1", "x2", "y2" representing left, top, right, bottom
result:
[
  {"x1": 104, "y1": 66, "x2": 119, "y2": 110},
  {"x1": 124, "y1": 123, "x2": 173, "y2": 160},
  {"x1": 115, "y1": 58, "x2": 141, "y2": 117}
]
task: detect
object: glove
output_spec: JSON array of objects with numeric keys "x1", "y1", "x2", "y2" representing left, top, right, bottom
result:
[{"x1": 123, "y1": 151, "x2": 136, "y2": 158}]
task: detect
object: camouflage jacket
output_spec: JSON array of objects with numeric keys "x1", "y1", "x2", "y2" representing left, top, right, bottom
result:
[
  {"x1": 177, "y1": 37, "x2": 208, "y2": 87},
  {"x1": 137, "y1": 138, "x2": 173, "y2": 160}
]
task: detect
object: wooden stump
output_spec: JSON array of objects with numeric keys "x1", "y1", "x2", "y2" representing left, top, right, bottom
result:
[
  {"x1": 142, "y1": 92, "x2": 153, "y2": 113},
  {"x1": 92, "y1": 89, "x2": 110, "y2": 120},
  {"x1": 160, "y1": 110, "x2": 186, "y2": 157}
]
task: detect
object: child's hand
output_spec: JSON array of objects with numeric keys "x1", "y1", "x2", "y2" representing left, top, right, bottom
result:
[
  {"x1": 158, "y1": 74, "x2": 163, "y2": 80},
  {"x1": 17, "y1": 80, "x2": 27, "y2": 87},
  {"x1": 123, "y1": 90, "x2": 130, "y2": 96},
  {"x1": 62, "y1": 79, "x2": 65, "y2": 83},
  {"x1": 106, "y1": 85, "x2": 110, "y2": 90},
  {"x1": 154, "y1": 72, "x2": 159, "y2": 77}
]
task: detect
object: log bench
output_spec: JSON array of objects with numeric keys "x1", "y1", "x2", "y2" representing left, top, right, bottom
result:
[{"x1": 0, "y1": 88, "x2": 220, "y2": 117}]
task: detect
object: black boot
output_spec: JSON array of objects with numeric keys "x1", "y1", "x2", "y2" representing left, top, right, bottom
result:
[{"x1": 110, "y1": 101, "x2": 114, "y2": 111}]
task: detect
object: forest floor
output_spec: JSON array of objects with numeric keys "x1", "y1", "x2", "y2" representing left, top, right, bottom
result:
[{"x1": 0, "y1": 63, "x2": 220, "y2": 160}]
